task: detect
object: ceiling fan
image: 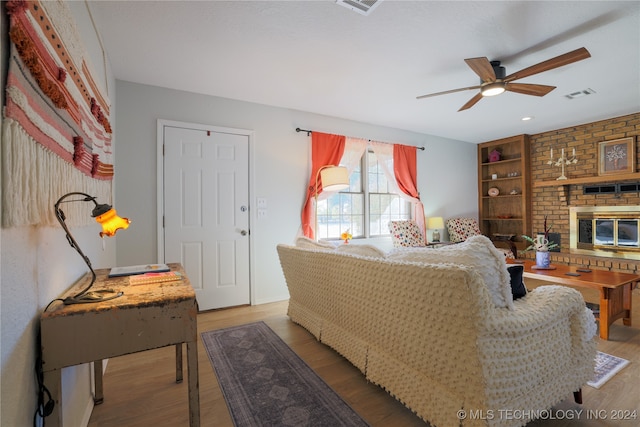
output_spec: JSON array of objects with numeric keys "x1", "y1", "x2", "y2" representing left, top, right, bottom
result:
[{"x1": 416, "y1": 47, "x2": 591, "y2": 111}]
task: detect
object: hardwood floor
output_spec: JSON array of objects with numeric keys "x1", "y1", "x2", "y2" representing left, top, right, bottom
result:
[{"x1": 88, "y1": 281, "x2": 640, "y2": 427}]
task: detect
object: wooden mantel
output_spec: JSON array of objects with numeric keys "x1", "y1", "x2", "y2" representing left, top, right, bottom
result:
[{"x1": 533, "y1": 172, "x2": 640, "y2": 188}]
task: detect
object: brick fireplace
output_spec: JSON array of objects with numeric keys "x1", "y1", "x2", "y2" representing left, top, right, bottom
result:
[{"x1": 529, "y1": 112, "x2": 640, "y2": 274}]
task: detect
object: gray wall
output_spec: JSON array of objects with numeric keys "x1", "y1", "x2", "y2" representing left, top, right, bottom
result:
[
  {"x1": 114, "y1": 81, "x2": 478, "y2": 304},
  {"x1": 1, "y1": 2, "x2": 116, "y2": 426}
]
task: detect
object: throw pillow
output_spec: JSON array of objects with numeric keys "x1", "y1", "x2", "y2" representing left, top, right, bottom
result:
[
  {"x1": 295, "y1": 236, "x2": 336, "y2": 251},
  {"x1": 336, "y1": 244, "x2": 386, "y2": 258},
  {"x1": 388, "y1": 220, "x2": 426, "y2": 247},
  {"x1": 507, "y1": 265, "x2": 527, "y2": 300}
]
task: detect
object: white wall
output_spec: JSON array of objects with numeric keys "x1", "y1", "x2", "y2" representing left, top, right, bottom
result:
[
  {"x1": 0, "y1": 2, "x2": 116, "y2": 426},
  {"x1": 114, "y1": 81, "x2": 478, "y2": 304}
]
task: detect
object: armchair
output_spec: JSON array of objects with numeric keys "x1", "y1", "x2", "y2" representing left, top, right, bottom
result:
[{"x1": 388, "y1": 220, "x2": 426, "y2": 247}]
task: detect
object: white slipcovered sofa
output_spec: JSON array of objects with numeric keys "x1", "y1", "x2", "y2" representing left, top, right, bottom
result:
[{"x1": 276, "y1": 235, "x2": 597, "y2": 427}]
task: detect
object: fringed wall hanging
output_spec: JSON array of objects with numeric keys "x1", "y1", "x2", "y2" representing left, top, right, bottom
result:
[{"x1": 3, "y1": 0, "x2": 113, "y2": 228}]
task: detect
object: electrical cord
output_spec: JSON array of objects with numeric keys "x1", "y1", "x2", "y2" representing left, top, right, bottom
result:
[{"x1": 33, "y1": 331, "x2": 54, "y2": 427}]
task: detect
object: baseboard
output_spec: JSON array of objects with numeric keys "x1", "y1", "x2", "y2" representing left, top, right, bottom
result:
[{"x1": 253, "y1": 295, "x2": 290, "y2": 305}]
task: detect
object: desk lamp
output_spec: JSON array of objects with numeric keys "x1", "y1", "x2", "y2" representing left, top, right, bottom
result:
[
  {"x1": 314, "y1": 166, "x2": 349, "y2": 241},
  {"x1": 54, "y1": 192, "x2": 130, "y2": 304}
]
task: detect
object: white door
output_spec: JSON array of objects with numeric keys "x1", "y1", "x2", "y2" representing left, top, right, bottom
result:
[{"x1": 162, "y1": 124, "x2": 250, "y2": 310}]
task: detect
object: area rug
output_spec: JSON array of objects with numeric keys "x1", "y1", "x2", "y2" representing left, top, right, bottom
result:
[
  {"x1": 202, "y1": 321, "x2": 369, "y2": 426},
  {"x1": 587, "y1": 351, "x2": 630, "y2": 389}
]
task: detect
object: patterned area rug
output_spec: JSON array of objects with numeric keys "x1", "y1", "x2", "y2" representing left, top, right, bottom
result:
[
  {"x1": 587, "y1": 351, "x2": 630, "y2": 389},
  {"x1": 202, "y1": 321, "x2": 369, "y2": 426}
]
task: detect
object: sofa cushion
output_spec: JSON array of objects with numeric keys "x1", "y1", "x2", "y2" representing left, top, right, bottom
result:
[
  {"x1": 507, "y1": 265, "x2": 527, "y2": 300},
  {"x1": 387, "y1": 235, "x2": 513, "y2": 309},
  {"x1": 295, "y1": 236, "x2": 337, "y2": 251},
  {"x1": 388, "y1": 220, "x2": 425, "y2": 247},
  {"x1": 336, "y1": 244, "x2": 386, "y2": 258}
]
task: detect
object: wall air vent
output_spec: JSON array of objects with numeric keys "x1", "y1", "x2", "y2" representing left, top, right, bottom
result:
[
  {"x1": 565, "y1": 88, "x2": 596, "y2": 100},
  {"x1": 583, "y1": 182, "x2": 640, "y2": 194},
  {"x1": 336, "y1": 0, "x2": 383, "y2": 15},
  {"x1": 584, "y1": 184, "x2": 616, "y2": 194}
]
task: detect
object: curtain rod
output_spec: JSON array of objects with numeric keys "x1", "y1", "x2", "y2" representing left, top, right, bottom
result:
[{"x1": 295, "y1": 128, "x2": 425, "y2": 151}]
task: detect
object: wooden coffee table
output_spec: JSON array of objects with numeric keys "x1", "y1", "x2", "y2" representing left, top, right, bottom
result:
[{"x1": 509, "y1": 260, "x2": 638, "y2": 340}]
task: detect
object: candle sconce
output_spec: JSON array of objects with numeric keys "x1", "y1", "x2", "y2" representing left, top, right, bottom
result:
[{"x1": 547, "y1": 147, "x2": 578, "y2": 180}]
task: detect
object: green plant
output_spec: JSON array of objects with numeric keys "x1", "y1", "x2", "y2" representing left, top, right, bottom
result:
[{"x1": 522, "y1": 215, "x2": 559, "y2": 252}]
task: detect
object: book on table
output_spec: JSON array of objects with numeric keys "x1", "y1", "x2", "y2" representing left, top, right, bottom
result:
[
  {"x1": 108, "y1": 263, "x2": 170, "y2": 277},
  {"x1": 129, "y1": 271, "x2": 184, "y2": 285}
]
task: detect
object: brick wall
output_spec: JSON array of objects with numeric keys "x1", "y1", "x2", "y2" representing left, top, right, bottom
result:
[{"x1": 527, "y1": 112, "x2": 640, "y2": 273}]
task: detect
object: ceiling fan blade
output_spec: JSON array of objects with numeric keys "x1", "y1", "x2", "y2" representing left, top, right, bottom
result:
[
  {"x1": 416, "y1": 85, "x2": 481, "y2": 100},
  {"x1": 464, "y1": 57, "x2": 496, "y2": 82},
  {"x1": 506, "y1": 83, "x2": 556, "y2": 96},
  {"x1": 458, "y1": 93, "x2": 483, "y2": 111},
  {"x1": 504, "y1": 47, "x2": 591, "y2": 82}
]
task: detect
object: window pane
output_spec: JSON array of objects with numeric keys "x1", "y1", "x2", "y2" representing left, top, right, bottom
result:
[
  {"x1": 317, "y1": 150, "x2": 412, "y2": 239},
  {"x1": 317, "y1": 193, "x2": 364, "y2": 239},
  {"x1": 369, "y1": 193, "x2": 411, "y2": 237},
  {"x1": 349, "y1": 163, "x2": 362, "y2": 192},
  {"x1": 618, "y1": 220, "x2": 639, "y2": 247},
  {"x1": 595, "y1": 219, "x2": 614, "y2": 245}
]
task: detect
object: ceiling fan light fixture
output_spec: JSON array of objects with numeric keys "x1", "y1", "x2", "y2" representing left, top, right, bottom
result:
[{"x1": 481, "y1": 82, "x2": 506, "y2": 97}]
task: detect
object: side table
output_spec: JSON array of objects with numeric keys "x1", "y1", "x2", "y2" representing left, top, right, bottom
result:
[{"x1": 40, "y1": 263, "x2": 200, "y2": 426}]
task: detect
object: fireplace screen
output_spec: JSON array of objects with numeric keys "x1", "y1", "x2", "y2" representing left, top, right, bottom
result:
[
  {"x1": 572, "y1": 206, "x2": 640, "y2": 259},
  {"x1": 577, "y1": 218, "x2": 640, "y2": 249}
]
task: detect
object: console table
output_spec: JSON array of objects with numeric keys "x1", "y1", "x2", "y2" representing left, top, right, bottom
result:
[
  {"x1": 510, "y1": 260, "x2": 637, "y2": 340},
  {"x1": 40, "y1": 263, "x2": 200, "y2": 427}
]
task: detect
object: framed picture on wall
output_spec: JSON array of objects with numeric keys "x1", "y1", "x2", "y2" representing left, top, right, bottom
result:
[{"x1": 598, "y1": 137, "x2": 635, "y2": 176}]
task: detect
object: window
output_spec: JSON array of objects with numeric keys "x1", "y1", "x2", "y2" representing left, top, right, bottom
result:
[{"x1": 316, "y1": 150, "x2": 411, "y2": 239}]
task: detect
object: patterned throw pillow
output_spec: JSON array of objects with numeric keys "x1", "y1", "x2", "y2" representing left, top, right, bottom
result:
[
  {"x1": 446, "y1": 218, "x2": 482, "y2": 243},
  {"x1": 388, "y1": 220, "x2": 426, "y2": 247}
]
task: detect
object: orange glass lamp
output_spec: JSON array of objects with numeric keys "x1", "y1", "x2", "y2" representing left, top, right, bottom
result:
[{"x1": 54, "y1": 192, "x2": 130, "y2": 304}]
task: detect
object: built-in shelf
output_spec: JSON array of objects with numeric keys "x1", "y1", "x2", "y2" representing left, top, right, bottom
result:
[
  {"x1": 481, "y1": 157, "x2": 522, "y2": 166},
  {"x1": 534, "y1": 172, "x2": 640, "y2": 188},
  {"x1": 478, "y1": 135, "x2": 531, "y2": 248},
  {"x1": 482, "y1": 194, "x2": 522, "y2": 199}
]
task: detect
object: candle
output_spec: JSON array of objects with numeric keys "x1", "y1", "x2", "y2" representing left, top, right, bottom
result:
[
  {"x1": 562, "y1": 148, "x2": 565, "y2": 158},
  {"x1": 573, "y1": 147, "x2": 576, "y2": 157},
  {"x1": 550, "y1": 148, "x2": 553, "y2": 160}
]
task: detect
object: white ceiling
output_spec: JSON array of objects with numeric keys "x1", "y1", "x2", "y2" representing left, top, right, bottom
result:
[{"x1": 87, "y1": 0, "x2": 640, "y2": 143}]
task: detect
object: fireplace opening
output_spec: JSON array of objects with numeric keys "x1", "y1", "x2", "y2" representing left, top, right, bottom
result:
[{"x1": 571, "y1": 206, "x2": 640, "y2": 259}]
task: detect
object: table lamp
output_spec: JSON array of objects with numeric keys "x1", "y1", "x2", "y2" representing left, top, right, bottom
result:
[
  {"x1": 314, "y1": 165, "x2": 349, "y2": 240},
  {"x1": 427, "y1": 216, "x2": 444, "y2": 242},
  {"x1": 54, "y1": 192, "x2": 130, "y2": 304}
]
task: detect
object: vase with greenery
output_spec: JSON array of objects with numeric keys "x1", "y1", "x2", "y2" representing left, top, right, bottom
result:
[{"x1": 522, "y1": 216, "x2": 558, "y2": 268}]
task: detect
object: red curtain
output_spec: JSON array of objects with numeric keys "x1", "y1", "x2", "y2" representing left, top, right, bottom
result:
[
  {"x1": 393, "y1": 144, "x2": 426, "y2": 239},
  {"x1": 301, "y1": 132, "x2": 346, "y2": 239}
]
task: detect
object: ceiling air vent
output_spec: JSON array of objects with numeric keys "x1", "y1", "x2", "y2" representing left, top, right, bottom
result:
[
  {"x1": 565, "y1": 88, "x2": 596, "y2": 100},
  {"x1": 336, "y1": 0, "x2": 383, "y2": 15}
]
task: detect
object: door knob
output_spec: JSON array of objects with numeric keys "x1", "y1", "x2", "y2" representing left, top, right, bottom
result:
[{"x1": 240, "y1": 230, "x2": 248, "y2": 236}]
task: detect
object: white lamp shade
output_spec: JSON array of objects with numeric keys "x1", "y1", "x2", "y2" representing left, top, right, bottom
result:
[
  {"x1": 427, "y1": 216, "x2": 444, "y2": 229},
  {"x1": 320, "y1": 166, "x2": 349, "y2": 192}
]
